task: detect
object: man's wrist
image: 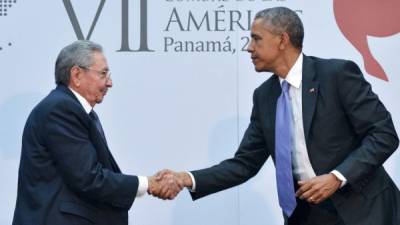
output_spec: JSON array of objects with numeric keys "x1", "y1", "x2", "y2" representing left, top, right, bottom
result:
[
  {"x1": 330, "y1": 170, "x2": 347, "y2": 188},
  {"x1": 177, "y1": 172, "x2": 194, "y2": 190}
]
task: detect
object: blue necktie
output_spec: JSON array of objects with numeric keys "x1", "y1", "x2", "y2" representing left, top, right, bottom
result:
[{"x1": 275, "y1": 80, "x2": 296, "y2": 217}]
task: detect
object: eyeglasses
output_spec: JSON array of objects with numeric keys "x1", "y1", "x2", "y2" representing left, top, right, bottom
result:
[{"x1": 79, "y1": 66, "x2": 111, "y2": 80}]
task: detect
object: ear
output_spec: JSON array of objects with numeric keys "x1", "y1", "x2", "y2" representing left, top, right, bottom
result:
[
  {"x1": 69, "y1": 66, "x2": 82, "y2": 87},
  {"x1": 279, "y1": 32, "x2": 291, "y2": 50}
]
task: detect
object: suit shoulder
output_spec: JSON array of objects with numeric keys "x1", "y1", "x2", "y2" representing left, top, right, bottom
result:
[
  {"x1": 304, "y1": 56, "x2": 363, "y2": 85},
  {"x1": 308, "y1": 56, "x2": 361, "y2": 75},
  {"x1": 31, "y1": 87, "x2": 82, "y2": 118},
  {"x1": 254, "y1": 74, "x2": 278, "y2": 94}
]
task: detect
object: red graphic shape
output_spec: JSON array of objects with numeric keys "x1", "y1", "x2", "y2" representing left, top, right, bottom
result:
[{"x1": 333, "y1": 0, "x2": 400, "y2": 81}]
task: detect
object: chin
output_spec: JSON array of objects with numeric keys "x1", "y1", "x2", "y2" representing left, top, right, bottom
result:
[
  {"x1": 254, "y1": 65, "x2": 272, "y2": 73},
  {"x1": 96, "y1": 98, "x2": 104, "y2": 104},
  {"x1": 254, "y1": 66, "x2": 266, "y2": 72},
  {"x1": 254, "y1": 67, "x2": 262, "y2": 72},
  {"x1": 253, "y1": 63, "x2": 265, "y2": 72}
]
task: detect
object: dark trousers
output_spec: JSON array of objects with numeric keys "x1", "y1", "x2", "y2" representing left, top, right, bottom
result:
[{"x1": 288, "y1": 198, "x2": 345, "y2": 225}]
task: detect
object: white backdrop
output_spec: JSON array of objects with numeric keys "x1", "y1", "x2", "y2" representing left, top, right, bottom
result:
[{"x1": 0, "y1": 1, "x2": 399, "y2": 224}]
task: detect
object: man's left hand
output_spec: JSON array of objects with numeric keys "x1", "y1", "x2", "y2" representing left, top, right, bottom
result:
[{"x1": 296, "y1": 173, "x2": 342, "y2": 204}]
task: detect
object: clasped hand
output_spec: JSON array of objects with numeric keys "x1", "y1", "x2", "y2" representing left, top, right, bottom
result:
[{"x1": 147, "y1": 169, "x2": 192, "y2": 200}]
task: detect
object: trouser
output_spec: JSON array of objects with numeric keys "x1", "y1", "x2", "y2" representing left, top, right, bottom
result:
[{"x1": 287, "y1": 198, "x2": 345, "y2": 225}]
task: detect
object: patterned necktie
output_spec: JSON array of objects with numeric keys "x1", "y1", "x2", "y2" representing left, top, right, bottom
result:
[
  {"x1": 89, "y1": 110, "x2": 107, "y2": 143},
  {"x1": 275, "y1": 80, "x2": 296, "y2": 217}
]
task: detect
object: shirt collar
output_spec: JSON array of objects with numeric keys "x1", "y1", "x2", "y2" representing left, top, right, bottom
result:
[
  {"x1": 69, "y1": 87, "x2": 93, "y2": 114},
  {"x1": 278, "y1": 53, "x2": 303, "y2": 89}
]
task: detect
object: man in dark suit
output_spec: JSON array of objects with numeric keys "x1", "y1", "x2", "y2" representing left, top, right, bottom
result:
[
  {"x1": 152, "y1": 7, "x2": 400, "y2": 225},
  {"x1": 12, "y1": 41, "x2": 181, "y2": 225}
]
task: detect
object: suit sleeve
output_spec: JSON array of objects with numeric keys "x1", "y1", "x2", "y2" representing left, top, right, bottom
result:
[
  {"x1": 334, "y1": 61, "x2": 399, "y2": 188},
  {"x1": 190, "y1": 88, "x2": 270, "y2": 200},
  {"x1": 44, "y1": 102, "x2": 139, "y2": 210}
]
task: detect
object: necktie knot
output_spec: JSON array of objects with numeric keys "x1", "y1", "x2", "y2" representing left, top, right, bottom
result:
[
  {"x1": 281, "y1": 80, "x2": 290, "y2": 93},
  {"x1": 89, "y1": 110, "x2": 99, "y2": 121},
  {"x1": 89, "y1": 110, "x2": 107, "y2": 143}
]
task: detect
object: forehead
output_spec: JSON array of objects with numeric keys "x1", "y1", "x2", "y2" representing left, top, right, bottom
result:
[
  {"x1": 251, "y1": 18, "x2": 273, "y2": 35},
  {"x1": 90, "y1": 51, "x2": 108, "y2": 68}
]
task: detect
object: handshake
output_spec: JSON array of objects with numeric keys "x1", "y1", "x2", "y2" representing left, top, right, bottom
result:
[{"x1": 147, "y1": 169, "x2": 193, "y2": 200}]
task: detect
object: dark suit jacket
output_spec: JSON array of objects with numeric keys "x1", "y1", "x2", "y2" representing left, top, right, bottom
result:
[
  {"x1": 13, "y1": 85, "x2": 138, "y2": 225},
  {"x1": 190, "y1": 55, "x2": 400, "y2": 225}
]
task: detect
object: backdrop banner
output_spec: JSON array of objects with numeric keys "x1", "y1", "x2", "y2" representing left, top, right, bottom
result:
[{"x1": 1, "y1": 1, "x2": 399, "y2": 224}]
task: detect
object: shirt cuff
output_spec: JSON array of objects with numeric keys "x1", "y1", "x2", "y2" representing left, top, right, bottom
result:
[
  {"x1": 136, "y1": 176, "x2": 149, "y2": 197},
  {"x1": 331, "y1": 170, "x2": 347, "y2": 188},
  {"x1": 186, "y1": 172, "x2": 196, "y2": 192}
]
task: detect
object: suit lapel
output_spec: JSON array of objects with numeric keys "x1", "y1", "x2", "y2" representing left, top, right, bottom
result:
[
  {"x1": 302, "y1": 55, "x2": 319, "y2": 141},
  {"x1": 267, "y1": 75, "x2": 281, "y2": 159},
  {"x1": 90, "y1": 120, "x2": 121, "y2": 173},
  {"x1": 57, "y1": 85, "x2": 121, "y2": 172}
]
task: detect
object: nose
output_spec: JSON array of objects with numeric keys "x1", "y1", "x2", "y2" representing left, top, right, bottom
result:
[
  {"x1": 247, "y1": 39, "x2": 254, "y2": 53},
  {"x1": 106, "y1": 78, "x2": 113, "y2": 88}
]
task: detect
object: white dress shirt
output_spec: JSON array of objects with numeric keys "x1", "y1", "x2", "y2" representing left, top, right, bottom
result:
[
  {"x1": 279, "y1": 54, "x2": 346, "y2": 186},
  {"x1": 69, "y1": 87, "x2": 148, "y2": 197},
  {"x1": 279, "y1": 54, "x2": 317, "y2": 181}
]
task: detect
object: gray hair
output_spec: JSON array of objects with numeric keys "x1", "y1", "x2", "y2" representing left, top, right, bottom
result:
[
  {"x1": 255, "y1": 7, "x2": 304, "y2": 49},
  {"x1": 55, "y1": 40, "x2": 103, "y2": 85}
]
